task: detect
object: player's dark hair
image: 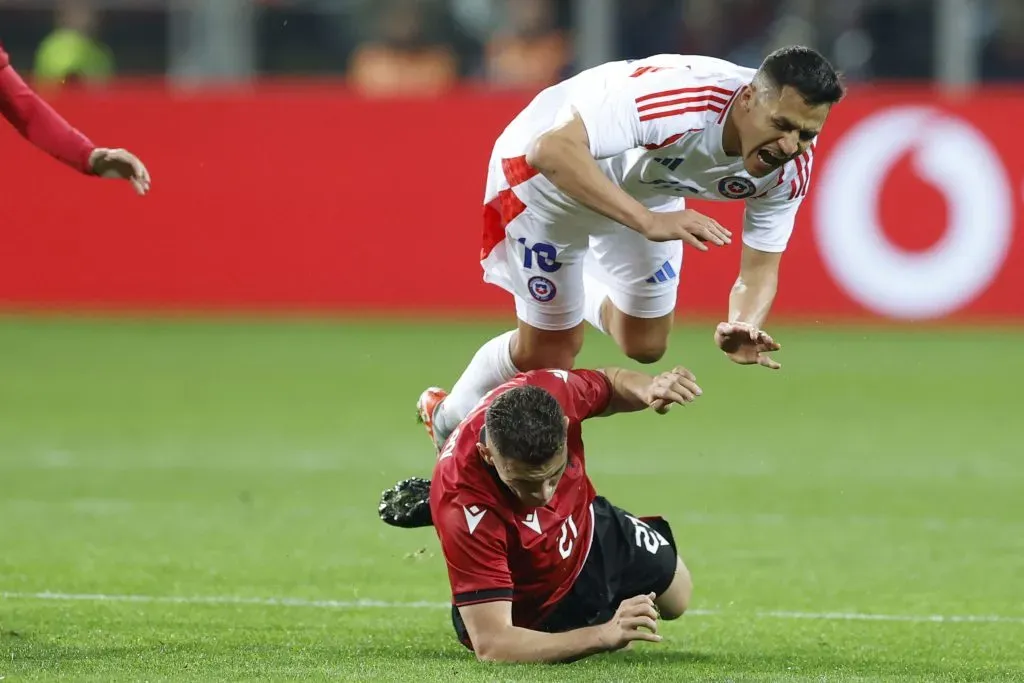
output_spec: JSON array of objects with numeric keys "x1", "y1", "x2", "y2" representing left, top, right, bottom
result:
[
  {"x1": 757, "y1": 46, "x2": 845, "y2": 106},
  {"x1": 484, "y1": 386, "x2": 566, "y2": 466}
]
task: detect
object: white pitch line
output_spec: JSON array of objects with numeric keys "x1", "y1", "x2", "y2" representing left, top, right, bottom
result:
[
  {"x1": 753, "y1": 610, "x2": 1024, "y2": 625},
  {"x1": 2, "y1": 591, "x2": 1023, "y2": 625},
  {"x1": 0, "y1": 591, "x2": 448, "y2": 610}
]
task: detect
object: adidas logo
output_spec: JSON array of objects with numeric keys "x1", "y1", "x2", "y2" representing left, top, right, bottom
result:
[
  {"x1": 645, "y1": 260, "x2": 678, "y2": 284},
  {"x1": 653, "y1": 157, "x2": 684, "y2": 171}
]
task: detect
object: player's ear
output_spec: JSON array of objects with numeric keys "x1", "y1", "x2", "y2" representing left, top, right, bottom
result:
[
  {"x1": 477, "y1": 442, "x2": 494, "y2": 466},
  {"x1": 738, "y1": 83, "x2": 755, "y2": 111}
]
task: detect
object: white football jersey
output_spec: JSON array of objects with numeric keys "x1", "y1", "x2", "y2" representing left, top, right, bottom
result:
[{"x1": 490, "y1": 54, "x2": 815, "y2": 253}]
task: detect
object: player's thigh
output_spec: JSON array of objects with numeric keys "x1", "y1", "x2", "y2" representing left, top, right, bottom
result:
[
  {"x1": 586, "y1": 220, "x2": 683, "y2": 362},
  {"x1": 483, "y1": 208, "x2": 589, "y2": 368},
  {"x1": 593, "y1": 496, "x2": 686, "y2": 614}
]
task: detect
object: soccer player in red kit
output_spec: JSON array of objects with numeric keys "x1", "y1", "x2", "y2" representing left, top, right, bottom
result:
[
  {"x1": 379, "y1": 364, "x2": 701, "y2": 663},
  {"x1": 0, "y1": 45, "x2": 150, "y2": 193}
]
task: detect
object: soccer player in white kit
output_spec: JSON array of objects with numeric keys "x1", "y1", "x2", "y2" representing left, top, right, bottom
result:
[{"x1": 419, "y1": 46, "x2": 845, "y2": 447}]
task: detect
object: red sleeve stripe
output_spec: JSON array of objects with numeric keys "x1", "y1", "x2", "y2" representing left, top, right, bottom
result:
[
  {"x1": 787, "y1": 158, "x2": 802, "y2": 200},
  {"x1": 793, "y1": 155, "x2": 806, "y2": 200},
  {"x1": 643, "y1": 132, "x2": 684, "y2": 150},
  {"x1": 636, "y1": 84, "x2": 734, "y2": 103},
  {"x1": 716, "y1": 89, "x2": 742, "y2": 124},
  {"x1": 800, "y1": 154, "x2": 814, "y2": 198},
  {"x1": 799, "y1": 143, "x2": 817, "y2": 198},
  {"x1": 637, "y1": 92, "x2": 730, "y2": 113},
  {"x1": 630, "y1": 66, "x2": 674, "y2": 78},
  {"x1": 788, "y1": 150, "x2": 813, "y2": 200},
  {"x1": 639, "y1": 102, "x2": 724, "y2": 122},
  {"x1": 638, "y1": 92, "x2": 729, "y2": 112}
]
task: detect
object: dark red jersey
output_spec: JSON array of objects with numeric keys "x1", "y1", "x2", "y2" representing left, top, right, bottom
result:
[{"x1": 429, "y1": 368, "x2": 613, "y2": 628}]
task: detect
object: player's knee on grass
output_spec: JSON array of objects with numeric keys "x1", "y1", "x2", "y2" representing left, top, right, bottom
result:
[
  {"x1": 512, "y1": 321, "x2": 585, "y2": 371},
  {"x1": 656, "y1": 557, "x2": 692, "y2": 621}
]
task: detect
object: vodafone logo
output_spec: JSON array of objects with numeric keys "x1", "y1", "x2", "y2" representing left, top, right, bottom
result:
[{"x1": 814, "y1": 106, "x2": 1014, "y2": 319}]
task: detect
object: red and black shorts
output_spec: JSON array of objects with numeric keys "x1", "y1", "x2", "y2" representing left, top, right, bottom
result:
[{"x1": 451, "y1": 495, "x2": 679, "y2": 646}]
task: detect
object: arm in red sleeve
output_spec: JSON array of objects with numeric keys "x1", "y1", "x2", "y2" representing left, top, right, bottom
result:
[
  {"x1": 0, "y1": 57, "x2": 95, "y2": 174},
  {"x1": 566, "y1": 369, "x2": 613, "y2": 420}
]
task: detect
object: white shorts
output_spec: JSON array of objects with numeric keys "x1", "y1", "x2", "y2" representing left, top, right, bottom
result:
[{"x1": 480, "y1": 156, "x2": 684, "y2": 331}]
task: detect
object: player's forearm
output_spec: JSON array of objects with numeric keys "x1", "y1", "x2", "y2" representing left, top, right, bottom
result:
[
  {"x1": 599, "y1": 367, "x2": 654, "y2": 415},
  {"x1": 474, "y1": 623, "x2": 607, "y2": 663},
  {"x1": 527, "y1": 132, "x2": 652, "y2": 234},
  {"x1": 0, "y1": 65, "x2": 95, "y2": 173},
  {"x1": 728, "y1": 272, "x2": 777, "y2": 328},
  {"x1": 729, "y1": 247, "x2": 782, "y2": 328}
]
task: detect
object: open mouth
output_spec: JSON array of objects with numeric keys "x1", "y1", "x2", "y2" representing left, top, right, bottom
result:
[{"x1": 757, "y1": 149, "x2": 786, "y2": 168}]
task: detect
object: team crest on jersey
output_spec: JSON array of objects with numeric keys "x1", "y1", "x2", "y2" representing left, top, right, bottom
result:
[
  {"x1": 718, "y1": 176, "x2": 757, "y2": 199},
  {"x1": 528, "y1": 276, "x2": 557, "y2": 302}
]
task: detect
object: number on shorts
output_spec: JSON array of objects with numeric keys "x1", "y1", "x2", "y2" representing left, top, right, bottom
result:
[
  {"x1": 517, "y1": 238, "x2": 562, "y2": 273},
  {"x1": 627, "y1": 515, "x2": 669, "y2": 555}
]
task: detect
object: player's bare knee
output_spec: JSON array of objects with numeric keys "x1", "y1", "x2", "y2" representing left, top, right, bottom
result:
[
  {"x1": 607, "y1": 310, "x2": 672, "y2": 364},
  {"x1": 620, "y1": 338, "x2": 669, "y2": 365}
]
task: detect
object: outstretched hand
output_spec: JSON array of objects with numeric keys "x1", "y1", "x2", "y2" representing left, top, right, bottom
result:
[
  {"x1": 646, "y1": 365, "x2": 702, "y2": 414},
  {"x1": 714, "y1": 322, "x2": 781, "y2": 369},
  {"x1": 89, "y1": 147, "x2": 151, "y2": 196}
]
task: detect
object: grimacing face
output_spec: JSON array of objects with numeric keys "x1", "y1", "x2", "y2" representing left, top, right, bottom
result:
[
  {"x1": 735, "y1": 82, "x2": 831, "y2": 178},
  {"x1": 478, "y1": 422, "x2": 570, "y2": 508}
]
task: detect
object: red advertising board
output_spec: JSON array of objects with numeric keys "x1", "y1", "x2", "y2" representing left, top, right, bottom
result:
[{"x1": 1, "y1": 83, "x2": 1021, "y2": 321}]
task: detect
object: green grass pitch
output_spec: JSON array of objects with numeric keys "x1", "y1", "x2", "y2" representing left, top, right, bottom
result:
[{"x1": 1, "y1": 315, "x2": 1022, "y2": 681}]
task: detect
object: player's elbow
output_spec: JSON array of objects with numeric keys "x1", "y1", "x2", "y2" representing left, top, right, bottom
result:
[
  {"x1": 525, "y1": 131, "x2": 561, "y2": 172},
  {"x1": 474, "y1": 647, "x2": 501, "y2": 663},
  {"x1": 526, "y1": 118, "x2": 587, "y2": 172},
  {"x1": 471, "y1": 629, "x2": 535, "y2": 663},
  {"x1": 471, "y1": 636, "x2": 509, "y2": 663}
]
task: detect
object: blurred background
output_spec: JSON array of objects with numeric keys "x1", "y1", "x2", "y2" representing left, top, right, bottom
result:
[
  {"x1": 0, "y1": 0, "x2": 1021, "y2": 91},
  {"x1": 1, "y1": 0, "x2": 1022, "y2": 322}
]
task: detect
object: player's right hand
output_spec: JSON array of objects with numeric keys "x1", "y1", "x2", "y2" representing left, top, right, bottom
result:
[
  {"x1": 646, "y1": 366, "x2": 702, "y2": 414},
  {"x1": 598, "y1": 593, "x2": 662, "y2": 651},
  {"x1": 642, "y1": 209, "x2": 732, "y2": 250}
]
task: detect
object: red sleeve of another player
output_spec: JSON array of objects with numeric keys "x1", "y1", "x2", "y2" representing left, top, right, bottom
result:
[
  {"x1": 0, "y1": 56, "x2": 95, "y2": 173},
  {"x1": 434, "y1": 503, "x2": 513, "y2": 606},
  {"x1": 566, "y1": 369, "x2": 613, "y2": 420}
]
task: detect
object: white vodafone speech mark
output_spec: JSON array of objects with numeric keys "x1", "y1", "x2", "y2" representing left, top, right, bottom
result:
[{"x1": 814, "y1": 106, "x2": 1014, "y2": 319}]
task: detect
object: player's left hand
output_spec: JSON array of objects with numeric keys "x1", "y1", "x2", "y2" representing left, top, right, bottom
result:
[
  {"x1": 88, "y1": 147, "x2": 151, "y2": 196},
  {"x1": 646, "y1": 365, "x2": 702, "y2": 414},
  {"x1": 715, "y1": 321, "x2": 781, "y2": 369}
]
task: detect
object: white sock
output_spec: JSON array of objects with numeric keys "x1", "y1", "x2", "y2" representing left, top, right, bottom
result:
[
  {"x1": 583, "y1": 272, "x2": 611, "y2": 335},
  {"x1": 435, "y1": 330, "x2": 519, "y2": 439}
]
